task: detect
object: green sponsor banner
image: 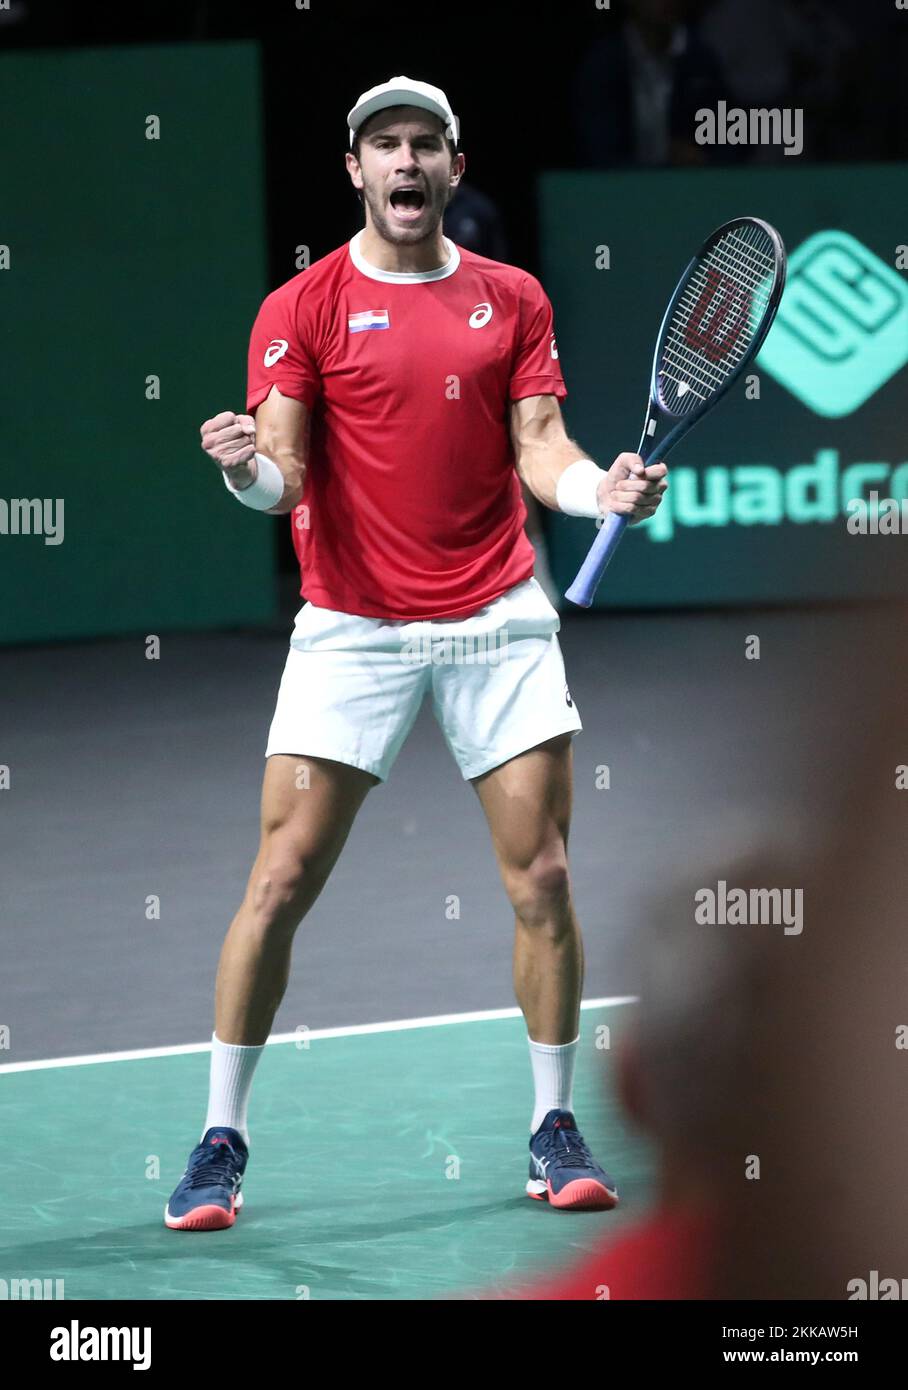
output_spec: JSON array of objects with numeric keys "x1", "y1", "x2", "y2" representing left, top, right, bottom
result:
[
  {"x1": 539, "y1": 165, "x2": 908, "y2": 606},
  {"x1": 0, "y1": 43, "x2": 274, "y2": 644}
]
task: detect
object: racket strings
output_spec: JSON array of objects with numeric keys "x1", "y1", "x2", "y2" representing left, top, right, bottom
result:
[
  {"x1": 659, "y1": 223, "x2": 777, "y2": 415},
  {"x1": 666, "y1": 263, "x2": 768, "y2": 387},
  {"x1": 663, "y1": 229, "x2": 773, "y2": 389}
]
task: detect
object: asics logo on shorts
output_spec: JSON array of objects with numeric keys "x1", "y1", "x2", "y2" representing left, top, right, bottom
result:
[{"x1": 264, "y1": 339, "x2": 289, "y2": 366}]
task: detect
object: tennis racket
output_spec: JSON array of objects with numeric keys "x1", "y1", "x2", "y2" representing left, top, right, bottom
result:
[{"x1": 565, "y1": 216, "x2": 787, "y2": 608}]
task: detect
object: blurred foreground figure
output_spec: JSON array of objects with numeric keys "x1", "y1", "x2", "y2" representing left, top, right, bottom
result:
[
  {"x1": 716, "y1": 691, "x2": 908, "y2": 1299},
  {"x1": 506, "y1": 643, "x2": 908, "y2": 1298}
]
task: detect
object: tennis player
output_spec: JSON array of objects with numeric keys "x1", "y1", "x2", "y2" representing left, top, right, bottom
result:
[{"x1": 165, "y1": 76, "x2": 667, "y2": 1231}]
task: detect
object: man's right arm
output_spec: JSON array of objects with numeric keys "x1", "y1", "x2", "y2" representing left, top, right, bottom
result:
[{"x1": 200, "y1": 385, "x2": 309, "y2": 515}]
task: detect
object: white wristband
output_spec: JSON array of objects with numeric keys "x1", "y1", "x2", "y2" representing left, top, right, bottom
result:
[
  {"x1": 555, "y1": 459, "x2": 607, "y2": 519},
  {"x1": 222, "y1": 452, "x2": 285, "y2": 511}
]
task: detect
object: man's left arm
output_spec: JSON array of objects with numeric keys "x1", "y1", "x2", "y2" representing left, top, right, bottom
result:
[{"x1": 510, "y1": 394, "x2": 668, "y2": 524}]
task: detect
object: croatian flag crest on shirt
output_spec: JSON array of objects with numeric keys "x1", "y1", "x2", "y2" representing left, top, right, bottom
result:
[{"x1": 348, "y1": 309, "x2": 390, "y2": 333}]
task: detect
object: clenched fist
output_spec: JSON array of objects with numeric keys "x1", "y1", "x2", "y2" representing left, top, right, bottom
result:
[{"x1": 200, "y1": 411, "x2": 258, "y2": 489}]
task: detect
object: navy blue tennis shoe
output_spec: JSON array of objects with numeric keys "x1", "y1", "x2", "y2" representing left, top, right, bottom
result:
[
  {"x1": 527, "y1": 1109, "x2": 619, "y2": 1210},
  {"x1": 164, "y1": 1126, "x2": 248, "y2": 1231}
]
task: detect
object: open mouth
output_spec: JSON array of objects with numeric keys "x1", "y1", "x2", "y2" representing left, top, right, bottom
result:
[{"x1": 389, "y1": 187, "x2": 426, "y2": 220}]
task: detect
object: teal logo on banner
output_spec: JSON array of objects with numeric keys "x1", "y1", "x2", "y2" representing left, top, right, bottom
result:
[{"x1": 758, "y1": 231, "x2": 908, "y2": 418}]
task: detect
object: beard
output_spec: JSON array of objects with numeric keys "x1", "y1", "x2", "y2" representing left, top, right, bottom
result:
[{"x1": 362, "y1": 178, "x2": 451, "y2": 245}]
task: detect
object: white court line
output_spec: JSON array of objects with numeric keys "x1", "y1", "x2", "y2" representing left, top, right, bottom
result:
[{"x1": 0, "y1": 996, "x2": 638, "y2": 1075}]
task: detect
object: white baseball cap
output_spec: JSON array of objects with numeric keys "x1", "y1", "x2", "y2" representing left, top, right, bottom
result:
[{"x1": 347, "y1": 75, "x2": 459, "y2": 149}]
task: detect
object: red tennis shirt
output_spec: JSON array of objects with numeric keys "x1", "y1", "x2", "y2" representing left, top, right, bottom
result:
[{"x1": 246, "y1": 232, "x2": 567, "y2": 620}]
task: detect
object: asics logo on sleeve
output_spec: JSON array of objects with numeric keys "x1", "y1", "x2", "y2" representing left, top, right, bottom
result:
[
  {"x1": 468, "y1": 302, "x2": 493, "y2": 328},
  {"x1": 550, "y1": 335, "x2": 559, "y2": 359},
  {"x1": 264, "y1": 339, "x2": 289, "y2": 367}
]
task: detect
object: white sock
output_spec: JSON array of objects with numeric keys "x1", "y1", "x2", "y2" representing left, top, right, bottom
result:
[
  {"x1": 202, "y1": 1032, "x2": 265, "y2": 1147},
  {"x1": 528, "y1": 1035, "x2": 580, "y2": 1134}
]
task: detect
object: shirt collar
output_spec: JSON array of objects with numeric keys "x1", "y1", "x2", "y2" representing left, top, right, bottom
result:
[{"x1": 348, "y1": 229, "x2": 461, "y2": 284}]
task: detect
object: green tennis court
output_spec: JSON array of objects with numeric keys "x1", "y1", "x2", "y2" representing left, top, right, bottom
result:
[{"x1": 2, "y1": 1003, "x2": 655, "y2": 1301}]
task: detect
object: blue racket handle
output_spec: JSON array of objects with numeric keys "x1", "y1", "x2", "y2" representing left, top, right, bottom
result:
[{"x1": 564, "y1": 513, "x2": 629, "y2": 608}]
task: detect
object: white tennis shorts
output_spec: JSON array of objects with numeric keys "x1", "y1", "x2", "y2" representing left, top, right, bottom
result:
[{"x1": 265, "y1": 576, "x2": 582, "y2": 781}]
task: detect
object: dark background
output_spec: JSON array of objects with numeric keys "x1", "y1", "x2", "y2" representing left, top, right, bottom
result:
[{"x1": 5, "y1": 0, "x2": 904, "y2": 302}]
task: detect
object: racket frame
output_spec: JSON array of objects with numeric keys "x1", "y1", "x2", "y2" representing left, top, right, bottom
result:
[{"x1": 565, "y1": 216, "x2": 787, "y2": 607}]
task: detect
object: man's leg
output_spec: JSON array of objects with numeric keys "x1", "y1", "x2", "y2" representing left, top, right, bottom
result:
[
  {"x1": 472, "y1": 732, "x2": 580, "y2": 1049},
  {"x1": 472, "y1": 733, "x2": 617, "y2": 1209},
  {"x1": 203, "y1": 752, "x2": 377, "y2": 1136},
  {"x1": 165, "y1": 752, "x2": 376, "y2": 1230},
  {"x1": 214, "y1": 752, "x2": 377, "y2": 1045}
]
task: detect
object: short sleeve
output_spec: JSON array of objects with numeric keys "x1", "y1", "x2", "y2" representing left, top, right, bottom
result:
[
  {"x1": 509, "y1": 275, "x2": 568, "y2": 403},
  {"x1": 246, "y1": 285, "x2": 321, "y2": 413}
]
